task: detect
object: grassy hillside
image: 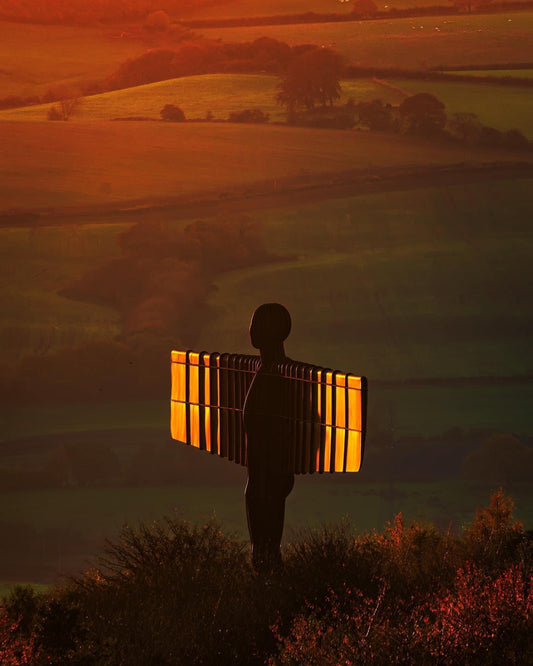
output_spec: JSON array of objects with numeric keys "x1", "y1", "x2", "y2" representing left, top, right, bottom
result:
[
  {"x1": 0, "y1": 20, "x2": 145, "y2": 98},
  {"x1": 0, "y1": 120, "x2": 508, "y2": 211},
  {"x1": 0, "y1": 74, "x2": 404, "y2": 123},
  {"x1": 201, "y1": 11, "x2": 533, "y2": 69},
  {"x1": 5, "y1": 72, "x2": 532, "y2": 139}
]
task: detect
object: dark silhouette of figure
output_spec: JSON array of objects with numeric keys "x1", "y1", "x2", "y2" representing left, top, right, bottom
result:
[{"x1": 243, "y1": 303, "x2": 295, "y2": 573}]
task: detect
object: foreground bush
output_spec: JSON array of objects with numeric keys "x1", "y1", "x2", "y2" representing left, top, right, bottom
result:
[{"x1": 1, "y1": 491, "x2": 531, "y2": 664}]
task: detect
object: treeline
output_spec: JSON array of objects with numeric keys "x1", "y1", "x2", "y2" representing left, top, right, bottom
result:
[
  {"x1": 104, "y1": 37, "x2": 311, "y2": 90},
  {"x1": 0, "y1": 215, "x2": 287, "y2": 405},
  {"x1": 1, "y1": 490, "x2": 531, "y2": 664},
  {"x1": 290, "y1": 93, "x2": 531, "y2": 151},
  {"x1": 0, "y1": 36, "x2": 316, "y2": 110}
]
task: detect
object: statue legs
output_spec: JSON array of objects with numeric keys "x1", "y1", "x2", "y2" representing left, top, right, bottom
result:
[{"x1": 245, "y1": 474, "x2": 294, "y2": 573}]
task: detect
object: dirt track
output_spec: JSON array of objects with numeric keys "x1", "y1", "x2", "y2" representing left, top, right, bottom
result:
[{"x1": 1, "y1": 161, "x2": 532, "y2": 228}]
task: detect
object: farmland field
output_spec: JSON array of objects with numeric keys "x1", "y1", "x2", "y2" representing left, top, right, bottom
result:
[
  {"x1": 201, "y1": 11, "x2": 533, "y2": 69},
  {"x1": 182, "y1": 0, "x2": 524, "y2": 16},
  {"x1": 0, "y1": 120, "x2": 513, "y2": 211},
  {"x1": 0, "y1": 21, "x2": 145, "y2": 98}
]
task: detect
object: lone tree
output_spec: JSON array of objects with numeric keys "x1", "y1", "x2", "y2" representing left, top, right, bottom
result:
[
  {"x1": 276, "y1": 47, "x2": 344, "y2": 113},
  {"x1": 399, "y1": 93, "x2": 447, "y2": 137},
  {"x1": 160, "y1": 104, "x2": 186, "y2": 122}
]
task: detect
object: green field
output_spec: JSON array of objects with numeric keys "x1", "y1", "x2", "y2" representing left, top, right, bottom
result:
[
  {"x1": 0, "y1": 74, "x2": 404, "y2": 123},
  {"x1": 389, "y1": 78, "x2": 533, "y2": 137},
  {"x1": 201, "y1": 12, "x2": 533, "y2": 69}
]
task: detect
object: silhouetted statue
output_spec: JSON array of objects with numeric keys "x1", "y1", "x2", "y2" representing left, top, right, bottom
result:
[
  {"x1": 170, "y1": 304, "x2": 367, "y2": 574},
  {"x1": 243, "y1": 303, "x2": 295, "y2": 572}
]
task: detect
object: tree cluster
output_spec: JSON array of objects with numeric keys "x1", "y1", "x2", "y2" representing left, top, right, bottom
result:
[
  {"x1": 104, "y1": 36, "x2": 297, "y2": 90},
  {"x1": 277, "y1": 47, "x2": 344, "y2": 113},
  {"x1": 287, "y1": 90, "x2": 531, "y2": 151}
]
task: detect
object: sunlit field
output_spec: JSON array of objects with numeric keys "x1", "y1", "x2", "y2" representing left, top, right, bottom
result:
[
  {"x1": 3, "y1": 72, "x2": 532, "y2": 138},
  {"x1": 0, "y1": 74, "x2": 404, "y2": 123},
  {"x1": 0, "y1": 21, "x2": 145, "y2": 98},
  {"x1": 201, "y1": 11, "x2": 533, "y2": 69},
  {"x1": 0, "y1": 120, "x2": 508, "y2": 211}
]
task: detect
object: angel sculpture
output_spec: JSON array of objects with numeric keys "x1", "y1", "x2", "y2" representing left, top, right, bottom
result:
[{"x1": 171, "y1": 303, "x2": 367, "y2": 572}]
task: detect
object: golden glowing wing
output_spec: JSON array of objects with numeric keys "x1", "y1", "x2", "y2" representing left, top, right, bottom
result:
[
  {"x1": 171, "y1": 350, "x2": 258, "y2": 466},
  {"x1": 170, "y1": 350, "x2": 367, "y2": 473}
]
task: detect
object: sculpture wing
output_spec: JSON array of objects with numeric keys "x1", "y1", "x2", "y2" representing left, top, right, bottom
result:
[
  {"x1": 170, "y1": 350, "x2": 367, "y2": 473},
  {"x1": 170, "y1": 350, "x2": 259, "y2": 466},
  {"x1": 280, "y1": 361, "x2": 367, "y2": 474}
]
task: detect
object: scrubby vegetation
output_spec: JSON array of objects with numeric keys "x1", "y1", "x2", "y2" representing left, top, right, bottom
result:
[{"x1": 1, "y1": 490, "x2": 531, "y2": 664}]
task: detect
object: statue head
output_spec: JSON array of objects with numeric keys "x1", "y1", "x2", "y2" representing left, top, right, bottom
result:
[{"x1": 249, "y1": 303, "x2": 291, "y2": 351}]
